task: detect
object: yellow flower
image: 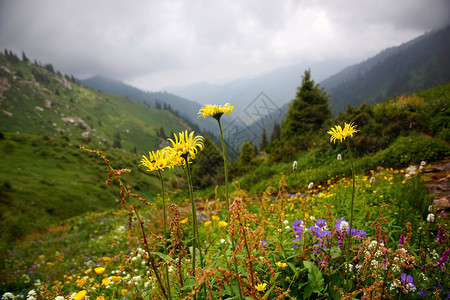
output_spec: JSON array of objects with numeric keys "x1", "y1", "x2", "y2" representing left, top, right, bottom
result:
[
  {"x1": 212, "y1": 215, "x2": 220, "y2": 221},
  {"x1": 180, "y1": 217, "x2": 188, "y2": 224},
  {"x1": 84, "y1": 268, "x2": 92, "y2": 275},
  {"x1": 167, "y1": 130, "x2": 204, "y2": 162},
  {"x1": 255, "y1": 282, "x2": 267, "y2": 292},
  {"x1": 141, "y1": 149, "x2": 172, "y2": 171},
  {"x1": 73, "y1": 290, "x2": 87, "y2": 300},
  {"x1": 94, "y1": 267, "x2": 105, "y2": 274},
  {"x1": 102, "y1": 257, "x2": 110, "y2": 261},
  {"x1": 198, "y1": 103, "x2": 234, "y2": 119},
  {"x1": 275, "y1": 262, "x2": 288, "y2": 268},
  {"x1": 218, "y1": 221, "x2": 228, "y2": 228},
  {"x1": 101, "y1": 278, "x2": 111, "y2": 286},
  {"x1": 204, "y1": 221, "x2": 212, "y2": 227},
  {"x1": 111, "y1": 276, "x2": 122, "y2": 283},
  {"x1": 327, "y1": 122, "x2": 359, "y2": 143},
  {"x1": 97, "y1": 297, "x2": 105, "y2": 300}
]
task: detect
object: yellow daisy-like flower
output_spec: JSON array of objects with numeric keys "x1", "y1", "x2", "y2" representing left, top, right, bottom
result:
[
  {"x1": 198, "y1": 103, "x2": 234, "y2": 119},
  {"x1": 141, "y1": 149, "x2": 172, "y2": 172},
  {"x1": 327, "y1": 122, "x2": 359, "y2": 143},
  {"x1": 255, "y1": 282, "x2": 267, "y2": 292},
  {"x1": 94, "y1": 267, "x2": 105, "y2": 274},
  {"x1": 204, "y1": 221, "x2": 212, "y2": 227},
  {"x1": 212, "y1": 215, "x2": 220, "y2": 221},
  {"x1": 180, "y1": 217, "x2": 188, "y2": 224},
  {"x1": 96, "y1": 296, "x2": 105, "y2": 300},
  {"x1": 111, "y1": 276, "x2": 122, "y2": 283},
  {"x1": 275, "y1": 262, "x2": 288, "y2": 268},
  {"x1": 84, "y1": 268, "x2": 92, "y2": 275},
  {"x1": 218, "y1": 221, "x2": 228, "y2": 228},
  {"x1": 101, "y1": 277, "x2": 111, "y2": 286},
  {"x1": 167, "y1": 130, "x2": 204, "y2": 162},
  {"x1": 73, "y1": 290, "x2": 87, "y2": 300}
]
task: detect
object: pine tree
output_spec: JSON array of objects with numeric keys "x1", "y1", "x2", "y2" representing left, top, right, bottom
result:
[
  {"x1": 260, "y1": 128, "x2": 269, "y2": 152},
  {"x1": 281, "y1": 69, "x2": 332, "y2": 151},
  {"x1": 271, "y1": 122, "x2": 281, "y2": 142}
]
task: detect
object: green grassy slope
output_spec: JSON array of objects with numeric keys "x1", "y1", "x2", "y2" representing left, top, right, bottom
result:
[
  {"x1": 0, "y1": 132, "x2": 166, "y2": 247},
  {"x1": 0, "y1": 53, "x2": 190, "y2": 247},
  {"x1": 0, "y1": 53, "x2": 186, "y2": 154}
]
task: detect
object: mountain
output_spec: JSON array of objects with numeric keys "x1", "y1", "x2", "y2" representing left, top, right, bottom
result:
[
  {"x1": 322, "y1": 26, "x2": 450, "y2": 114},
  {"x1": 165, "y1": 59, "x2": 353, "y2": 120},
  {"x1": 80, "y1": 75, "x2": 219, "y2": 134},
  {"x1": 0, "y1": 53, "x2": 188, "y2": 154},
  {"x1": 0, "y1": 51, "x2": 190, "y2": 244}
]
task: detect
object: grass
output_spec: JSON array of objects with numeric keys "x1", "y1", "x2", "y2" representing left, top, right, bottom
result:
[
  {"x1": 1, "y1": 155, "x2": 448, "y2": 299},
  {"x1": 0, "y1": 132, "x2": 173, "y2": 247}
]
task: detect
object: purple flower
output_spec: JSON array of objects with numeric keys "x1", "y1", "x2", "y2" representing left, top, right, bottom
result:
[
  {"x1": 260, "y1": 240, "x2": 268, "y2": 249},
  {"x1": 316, "y1": 219, "x2": 327, "y2": 228},
  {"x1": 401, "y1": 273, "x2": 416, "y2": 293},
  {"x1": 437, "y1": 249, "x2": 449, "y2": 270},
  {"x1": 437, "y1": 225, "x2": 446, "y2": 244},
  {"x1": 417, "y1": 290, "x2": 426, "y2": 296}
]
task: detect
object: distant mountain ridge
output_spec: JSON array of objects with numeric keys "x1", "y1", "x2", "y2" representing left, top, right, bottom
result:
[
  {"x1": 165, "y1": 59, "x2": 353, "y2": 120},
  {"x1": 80, "y1": 75, "x2": 219, "y2": 134},
  {"x1": 0, "y1": 52, "x2": 187, "y2": 154},
  {"x1": 322, "y1": 26, "x2": 450, "y2": 113}
]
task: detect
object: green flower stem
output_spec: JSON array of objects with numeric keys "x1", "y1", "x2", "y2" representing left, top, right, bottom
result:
[
  {"x1": 216, "y1": 118, "x2": 243, "y2": 300},
  {"x1": 183, "y1": 159, "x2": 206, "y2": 299},
  {"x1": 157, "y1": 170, "x2": 172, "y2": 300},
  {"x1": 217, "y1": 118, "x2": 230, "y2": 212},
  {"x1": 345, "y1": 141, "x2": 355, "y2": 292}
]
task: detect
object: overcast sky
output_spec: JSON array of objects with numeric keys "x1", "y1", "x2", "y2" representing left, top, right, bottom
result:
[{"x1": 1, "y1": 0, "x2": 449, "y2": 91}]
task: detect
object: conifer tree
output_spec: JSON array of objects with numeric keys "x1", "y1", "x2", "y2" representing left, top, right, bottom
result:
[
  {"x1": 281, "y1": 69, "x2": 332, "y2": 151},
  {"x1": 260, "y1": 128, "x2": 269, "y2": 152}
]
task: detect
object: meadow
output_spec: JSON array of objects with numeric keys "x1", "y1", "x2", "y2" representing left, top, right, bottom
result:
[{"x1": 1, "y1": 101, "x2": 449, "y2": 300}]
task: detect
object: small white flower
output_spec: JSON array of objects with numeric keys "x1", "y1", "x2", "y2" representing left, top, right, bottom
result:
[
  {"x1": 55, "y1": 297, "x2": 65, "y2": 300},
  {"x1": 428, "y1": 205, "x2": 433, "y2": 213},
  {"x1": 337, "y1": 154, "x2": 342, "y2": 161},
  {"x1": 278, "y1": 229, "x2": 282, "y2": 233},
  {"x1": 283, "y1": 219, "x2": 289, "y2": 225},
  {"x1": 285, "y1": 226, "x2": 291, "y2": 230},
  {"x1": 293, "y1": 161, "x2": 298, "y2": 170},
  {"x1": 308, "y1": 182, "x2": 314, "y2": 189},
  {"x1": 370, "y1": 176, "x2": 376, "y2": 185},
  {"x1": 427, "y1": 213, "x2": 435, "y2": 223},
  {"x1": 220, "y1": 239, "x2": 226, "y2": 244},
  {"x1": 309, "y1": 216, "x2": 316, "y2": 221},
  {"x1": 2, "y1": 293, "x2": 15, "y2": 300},
  {"x1": 339, "y1": 221, "x2": 349, "y2": 233}
]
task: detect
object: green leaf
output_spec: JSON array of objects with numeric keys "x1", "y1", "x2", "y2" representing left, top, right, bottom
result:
[
  {"x1": 330, "y1": 246, "x2": 342, "y2": 259},
  {"x1": 150, "y1": 251, "x2": 172, "y2": 263},
  {"x1": 303, "y1": 261, "x2": 325, "y2": 294},
  {"x1": 303, "y1": 285, "x2": 312, "y2": 299},
  {"x1": 181, "y1": 278, "x2": 197, "y2": 291}
]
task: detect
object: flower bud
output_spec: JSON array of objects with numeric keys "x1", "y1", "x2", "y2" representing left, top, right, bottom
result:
[
  {"x1": 427, "y1": 213, "x2": 435, "y2": 223},
  {"x1": 308, "y1": 182, "x2": 314, "y2": 189},
  {"x1": 337, "y1": 154, "x2": 342, "y2": 161},
  {"x1": 293, "y1": 161, "x2": 298, "y2": 170},
  {"x1": 370, "y1": 176, "x2": 376, "y2": 185}
]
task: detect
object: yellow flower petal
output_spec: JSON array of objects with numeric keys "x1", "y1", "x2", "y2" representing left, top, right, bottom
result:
[
  {"x1": 218, "y1": 221, "x2": 228, "y2": 228},
  {"x1": 94, "y1": 267, "x2": 105, "y2": 274},
  {"x1": 73, "y1": 290, "x2": 87, "y2": 300},
  {"x1": 327, "y1": 122, "x2": 359, "y2": 143},
  {"x1": 255, "y1": 282, "x2": 267, "y2": 292},
  {"x1": 198, "y1": 103, "x2": 234, "y2": 119}
]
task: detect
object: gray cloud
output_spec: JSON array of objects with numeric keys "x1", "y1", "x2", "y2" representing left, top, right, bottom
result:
[{"x1": 1, "y1": 0, "x2": 449, "y2": 90}]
